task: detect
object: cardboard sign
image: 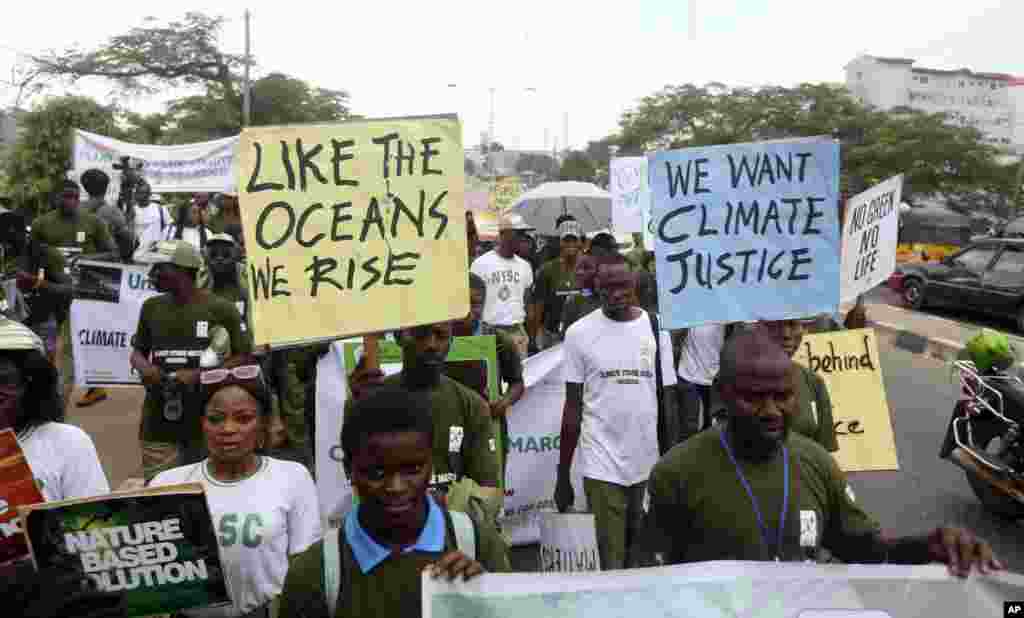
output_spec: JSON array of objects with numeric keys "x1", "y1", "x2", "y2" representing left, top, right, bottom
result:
[
  {"x1": 20, "y1": 483, "x2": 229, "y2": 617},
  {"x1": 794, "y1": 328, "x2": 900, "y2": 472},
  {"x1": 0, "y1": 429, "x2": 44, "y2": 567},
  {"x1": 70, "y1": 261, "x2": 160, "y2": 387},
  {"x1": 539, "y1": 512, "x2": 601, "y2": 573},
  {"x1": 610, "y1": 157, "x2": 646, "y2": 234},
  {"x1": 649, "y1": 137, "x2": 840, "y2": 329},
  {"x1": 840, "y1": 175, "x2": 903, "y2": 302},
  {"x1": 237, "y1": 115, "x2": 468, "y2": 347}
]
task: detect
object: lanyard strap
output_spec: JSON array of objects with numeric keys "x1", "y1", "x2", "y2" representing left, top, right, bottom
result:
[{"x1": 719, "y1": 429, "x2": 790, "y2": 560}]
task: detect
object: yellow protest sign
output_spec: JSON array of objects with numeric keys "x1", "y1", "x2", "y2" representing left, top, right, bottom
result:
[
  {"x1": 489, "y1": 176, "x2": 522, "y2": 214},
  {"x1": 237, "y1": 115, "x2": 468, "y2": 347},
  {"x1": 793, "y1": 328, "x2": 899, "y2": 472}
]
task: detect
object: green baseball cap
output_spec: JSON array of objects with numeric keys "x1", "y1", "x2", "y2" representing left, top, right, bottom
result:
[{"x1": 134, "y1": 240, "x2": 204, "y2": 270}]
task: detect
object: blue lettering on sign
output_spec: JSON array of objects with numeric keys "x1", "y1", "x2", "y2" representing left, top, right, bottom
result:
[
  {"x1": 127, "y1": 272, "x2": 157, "y2": 291},
  {"x1": 507, "y1": 435, "x2": 560, "y2": 453}
]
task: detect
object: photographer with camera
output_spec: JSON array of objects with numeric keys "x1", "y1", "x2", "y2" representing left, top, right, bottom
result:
[{"x1": 130, "y1": 240, "x2": 250, "y2": 482}]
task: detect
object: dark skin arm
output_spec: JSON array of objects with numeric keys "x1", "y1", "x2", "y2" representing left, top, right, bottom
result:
[
  {"x1": 843, "y1": 295, "x2": 867, "y2": 330},
  {"x1": 555, "y1": 382, "x2": 583, "y2": 512},
  {"x1": 490, "y1": 381, "x2": 524, "y2": 418},
  {"x1": 833, "y1": 527, "x2": 1003, "y2": 578}
]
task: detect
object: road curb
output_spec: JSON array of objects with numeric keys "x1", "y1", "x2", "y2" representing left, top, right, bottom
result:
[{"x1": 870, "y1": 319, "x2": 965, "y2": 363}]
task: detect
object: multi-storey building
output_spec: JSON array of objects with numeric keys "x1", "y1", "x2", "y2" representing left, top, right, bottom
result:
[{"x1": 845, "y1": 55, "x2": 1024, "y2": 152}]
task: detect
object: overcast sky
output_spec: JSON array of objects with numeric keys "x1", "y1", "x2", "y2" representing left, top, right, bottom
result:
[{"x1": 3, "y1": 1, "x2": 1022, "y2": 150}]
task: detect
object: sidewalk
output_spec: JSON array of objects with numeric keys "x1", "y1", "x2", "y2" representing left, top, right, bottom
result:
[{"x1": 864, "y1": 297, "x2": 1024, "y2": 363}]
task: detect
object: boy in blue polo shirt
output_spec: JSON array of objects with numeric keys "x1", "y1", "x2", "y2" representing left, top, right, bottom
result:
[{"x1": 279, "y1": 385, "x2": 510, "y2": 618}]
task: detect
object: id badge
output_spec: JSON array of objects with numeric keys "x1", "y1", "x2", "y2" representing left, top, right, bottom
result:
[
  {"x1": 76, "y1": 231, "x2": 86, "y2": 243},
  {"x1": 196, "y1": 321, "x2": 209, "y2": 338}
]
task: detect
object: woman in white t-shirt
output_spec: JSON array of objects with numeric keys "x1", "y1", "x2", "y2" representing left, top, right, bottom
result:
[
  {"x1": 151, "y1": 359, "x2": 321, "y2": 618},
  {"x1": 166, "y1": 202, "x2": 214, "y2": 251},
  {"x1": 0, "y1": 319, "x2": 110, "y2": 503}
]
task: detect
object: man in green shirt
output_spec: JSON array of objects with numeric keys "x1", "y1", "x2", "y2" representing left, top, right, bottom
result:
[
  {"x1": 280, "y1": 386, "x2": 508, "y2": 618},
  {"x1": 645, "y1": 329, "x2": 1003, "y2": 576},
  {"x1": 346, "y1": 320, "x2": 502, "y2": 510},
  {"x1": 31, "y1": 179, "x2": 116, "y2": 260},
  {"x1": 130, "y1": 240, "x2": 250, "y2": 481},
  {"x1": 560, "y1": 253, "x2": 600, "y2": 336},
  {"x1": 530, "y1": 219, "x2": 583, "y2": 350}
]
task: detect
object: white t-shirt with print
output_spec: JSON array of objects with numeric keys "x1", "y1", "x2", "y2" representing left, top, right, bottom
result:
[
  {"x1": 470, "y1": 250, "x2": 534, "y2": 326},
  {"x1": 18, "y1": 422, "x2": 110, "y2": 502},
  {"x1": 133, "y1": 203, "x2": 175, "y2": 249},
  {"x1": 676, "y1": 324, "x2": 727, "y2": 386},
  {"x1": 151, "y1": 457, "x2": 322, "y2": 617},
  {"x1": 563, "y1": 309, "x2": 677, "y2": 486}
]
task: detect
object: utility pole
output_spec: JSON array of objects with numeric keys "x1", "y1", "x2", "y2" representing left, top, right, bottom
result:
[
  {"x1": 488, "y1": 88, "x2": 496, "y2": 145},
  {"x1": 242, "y1": 10, "x2": 252, "y2": 127}
]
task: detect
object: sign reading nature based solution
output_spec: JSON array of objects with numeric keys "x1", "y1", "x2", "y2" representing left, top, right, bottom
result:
[
  {"x1": 649, "y1": 137, "x2": 841, "y2": 329},
  {"x1": 238, "y1": 115, "x2": 468, "y2": 347}
]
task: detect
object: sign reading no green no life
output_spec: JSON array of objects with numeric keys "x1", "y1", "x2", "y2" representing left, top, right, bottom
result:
[
  {"x1": 649, "y1": 137, "x2": 840, "y2": 329},
  {"x1": 238, "y1": 115, "x2": 469, "y2": 348}
]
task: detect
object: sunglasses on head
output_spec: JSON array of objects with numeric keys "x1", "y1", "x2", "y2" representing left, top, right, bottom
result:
[{"x1": 200, "y1": 365, "x2": 262, "y2": 386}]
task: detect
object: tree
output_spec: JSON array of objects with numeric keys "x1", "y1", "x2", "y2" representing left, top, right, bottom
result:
[
  {"x1": 465, "y1": 158, "x2": 477, "y2": 177},
  {"x1": 3, "y1": 96, "x2": 122, "y2": 214},
  {"x1": 33, "y1": 13, "x2": 245, "y2": 109},
  {"x1": 559, "y1": 151, "x2": 597, "y2": 182},
  {"x1": 165, "y1": 72, "x2": 350, "y2": 141},
  {"x1": 614, "y1": 81, "x2": 1008, "y2": 204}
]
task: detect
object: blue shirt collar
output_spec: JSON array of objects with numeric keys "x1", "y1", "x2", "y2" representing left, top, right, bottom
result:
[{"x1": 344, "y1": 495, "x2": 446, "y2": 574}]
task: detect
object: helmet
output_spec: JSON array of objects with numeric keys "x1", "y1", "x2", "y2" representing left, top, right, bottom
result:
[{"x1": 965, "y1": 329, "x2": 1015, "y2": 374}]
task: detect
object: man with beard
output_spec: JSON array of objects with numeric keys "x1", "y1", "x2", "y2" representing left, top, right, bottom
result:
[
  {"x1": 348, "y1": 320, "x2": 502, "y2": 513},
  {"x1": 644, "y1": 330, "x2": 1003, "y2": 576},
  {"x1": 130, "y1": 240, "x2": 249, "y2": 481},
  {"x1": 555, "y1": 257, "x2": 678, "y2": 570},
  {"x1": 530, "y1": 219, "x2": 584, "y2": 350}
]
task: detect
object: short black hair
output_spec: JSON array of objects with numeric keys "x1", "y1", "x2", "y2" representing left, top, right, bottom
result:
[
  {"x1": 80, "y1": 169, "x2": 110, "y2": 198},
  {"x1": 61, "y1": 179, "x2": 79, "y2": 193},
  {"x1": 469, "y1": 272, "x2": 486, "y2": 293},
  {"x1": 341, "y1": 385, "x2": 434, "y2": 463},
  {"x1": 717, "y1": 328, "x2": 784, "y2": 383},
  {"x1": 589, "y1": 232, "x2": 617, "y2": 252},
  {"x1": 0, "y1": 350, "x2": 61, "y2": 433}
]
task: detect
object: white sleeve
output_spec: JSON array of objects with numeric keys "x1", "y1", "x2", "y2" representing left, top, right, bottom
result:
[
  {"x1": 659, "y1": 330, "x2": 677, "y2": 386},
  {"x1": 286, "y1": 464, "x2": 323, "y2": 556},
  {"x1": 470, "y1": 256, "x2": 483, "y2": 277},
  {"x1": 61, "y1": 428, "x2": 111, "y2": 500},
  {"x1": 562, "y1": 330, "x2": 586, "y2": 385}
]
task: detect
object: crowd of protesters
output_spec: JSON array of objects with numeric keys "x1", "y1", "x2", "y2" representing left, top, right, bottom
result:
[{"x1": 0, "y1": 174, "x2": 1005, "y2": 618}]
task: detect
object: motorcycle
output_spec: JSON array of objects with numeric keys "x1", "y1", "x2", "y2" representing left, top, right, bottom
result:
[{"x1": 940, "y1": 357, "x2": 1024, "y2": 518}]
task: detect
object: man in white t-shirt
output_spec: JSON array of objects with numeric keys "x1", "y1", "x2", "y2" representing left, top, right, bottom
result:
[
  {"x1": 676, "y1": 324, "x2": 729, "y2": 433},
  {"x1": 555, "y1": 256, "x2": 677, "y2": 570},
  {"x1": 470, "y1": 213, "x2": 535, "y2": 358},
  {"x1": 130, "y1": 180, "x2": 174, "y2": 254}
]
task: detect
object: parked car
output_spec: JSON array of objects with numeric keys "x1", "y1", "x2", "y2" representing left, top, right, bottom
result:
[{"x1": 900, "y1": 238, "x2": 1024, "y2": 332}]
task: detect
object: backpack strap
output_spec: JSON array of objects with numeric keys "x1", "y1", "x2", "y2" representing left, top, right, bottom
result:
[
  {"x1": 648, "y1": 311, "x2": 671, "y2": 455},
  {"x1": 449, "y1": 510, "x2": 477, "y2": 560},
  {"x1": 322, "y1": 529, "x2": 342, "y2": 617}
]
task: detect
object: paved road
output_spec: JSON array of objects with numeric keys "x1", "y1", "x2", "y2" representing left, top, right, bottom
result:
[{"x1": 65, "y1": 341, "x2": 1024, "y2": 572}]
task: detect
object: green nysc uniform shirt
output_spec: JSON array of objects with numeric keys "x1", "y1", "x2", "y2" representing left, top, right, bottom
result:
[
  {"x1": 279, "y1": 495, "x2": 510, "y2": 618},
  {"x1": 132, "y1": 292, "x2": 250, "y2": 444},
  {"x1": 344, "y1": 374, "x2": 501, "y2": 492},
  {"x1": 646, "y1": 427, "x2": 882, "y2": 564}
]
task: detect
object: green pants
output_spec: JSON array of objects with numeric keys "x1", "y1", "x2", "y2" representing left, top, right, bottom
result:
[{"x1": 584, "y1": 477, "x2": 646, "y2": 570}]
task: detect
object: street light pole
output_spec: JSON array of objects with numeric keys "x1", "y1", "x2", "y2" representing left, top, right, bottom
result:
[{"x1": 242, "y1": 10, "x2": 252, "y2": 127}]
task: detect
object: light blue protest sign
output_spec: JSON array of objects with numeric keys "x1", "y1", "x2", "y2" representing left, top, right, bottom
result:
[{"x1": 650, "y1": 137, "x2": 840, "y2": 329}]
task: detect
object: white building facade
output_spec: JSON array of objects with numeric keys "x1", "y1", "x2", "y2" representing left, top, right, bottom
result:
[{"x1": 845, "y1": 55, "x2": 1024, "y2": 153}]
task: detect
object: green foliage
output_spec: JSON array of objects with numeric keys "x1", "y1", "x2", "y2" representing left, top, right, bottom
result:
[
  {"x1": 3, "y1": 96, "x2": 122, "y2": 214},
  {"x1": 614, "y1": 82, "x2": 1010, "y2": 206},
  {"x1": 559, "y1": 151, "x2": 597, "y2": 182},
  {"x1": 465, "y1": 158, "x2": 477, "y2": 176}
]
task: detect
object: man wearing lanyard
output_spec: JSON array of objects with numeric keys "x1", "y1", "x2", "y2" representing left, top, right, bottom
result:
[
  {"x1": 470, "y1": 214, "x2": 535, "y2": 359},
  {"x1": 644, "y1": 329, "x2": 1002, "y2": 576}
]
